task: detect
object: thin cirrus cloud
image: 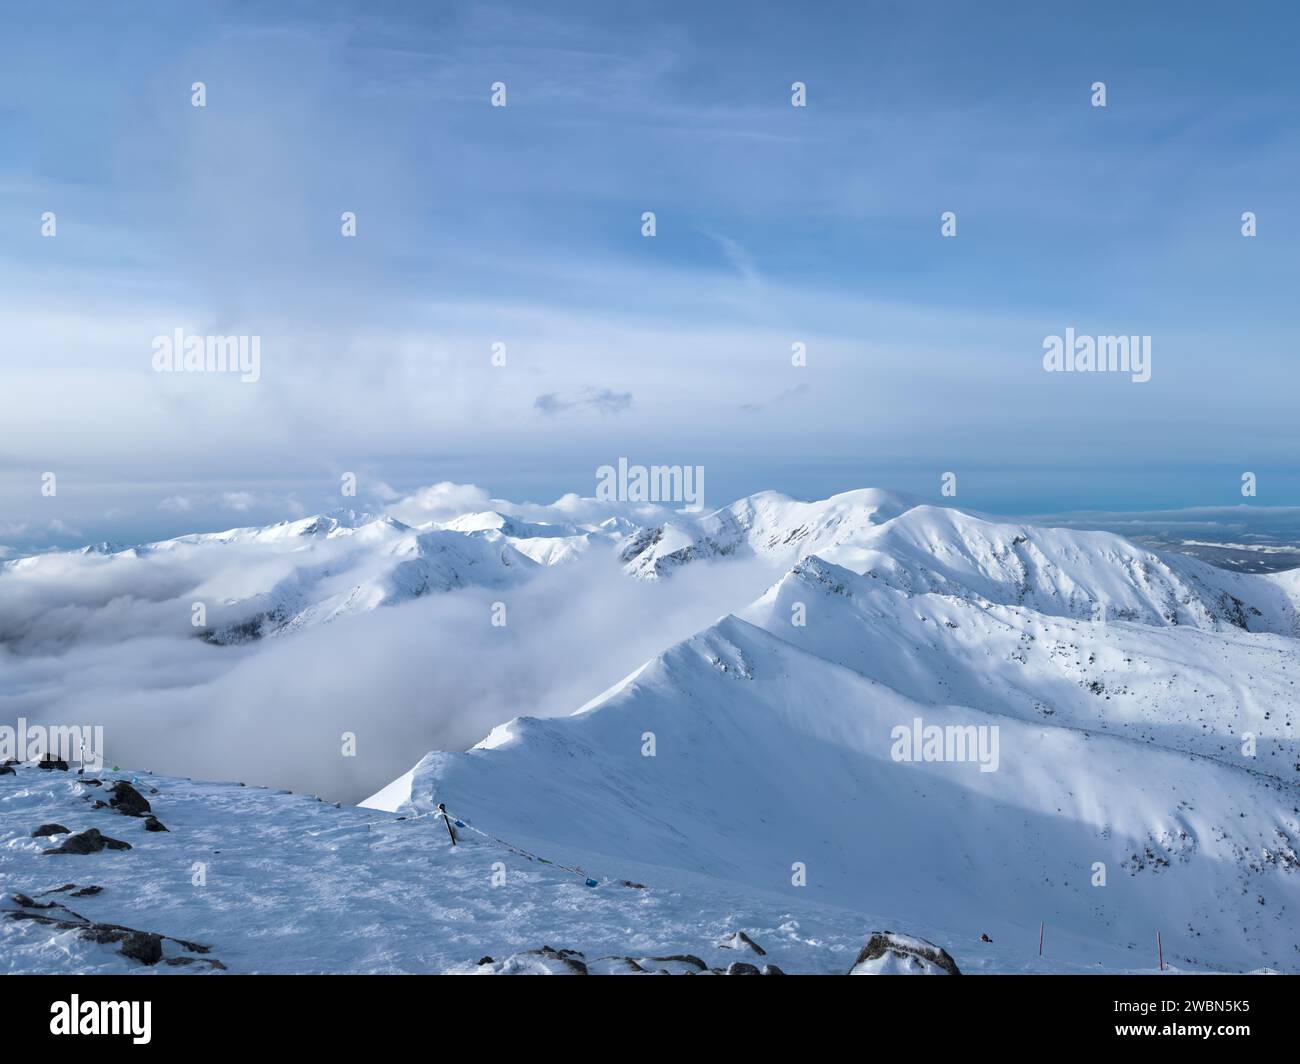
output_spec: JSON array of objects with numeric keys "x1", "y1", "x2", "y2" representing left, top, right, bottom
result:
[{"x1": 534, "y1": 388, "x2": 634, "y2": 418}]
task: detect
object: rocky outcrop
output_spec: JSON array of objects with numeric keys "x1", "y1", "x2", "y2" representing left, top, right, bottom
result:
[
  {"x1": 848, "y1": 931, "x2": 961, "y2": 975},
  {"x1": 3, "y1": 892, "x2": 219, "y2": 968},
  {"x1": 42, "y1": 828, "x2": 132, "y2": 855},
  {"x1": 479, "y1": 946, "x2": 787, "y2": 975},
  {"x1": 107, "y1": 781, "x2": 151, "y2": 817},
  {"x1": 717, "y1": 930, "x2": 767, "y2": 956}
]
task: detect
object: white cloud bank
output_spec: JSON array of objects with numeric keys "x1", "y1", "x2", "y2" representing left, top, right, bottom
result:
[{"x1": 0, "y1": 484, "x2": 782, "y2": 803}]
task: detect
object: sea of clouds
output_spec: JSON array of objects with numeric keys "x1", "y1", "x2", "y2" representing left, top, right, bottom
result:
[{"x1": 0, "y1": 484, "x2": 783, "y2": 803}]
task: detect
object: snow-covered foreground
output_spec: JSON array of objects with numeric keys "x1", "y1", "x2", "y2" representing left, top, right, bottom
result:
[{"x1": 0, "y1": 762, "x2": 1061, "y2": 975}]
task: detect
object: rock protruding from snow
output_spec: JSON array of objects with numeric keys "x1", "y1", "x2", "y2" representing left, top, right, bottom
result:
[
  {"x1": 848, "y1": 932, "x2": 961, "y2": 976},
  {"x1": 717, "y1": 930, "x2": 767, "y2": 956},
  {"x1": 41, "y1": 828, "x2": 132, "y2": 855},
  {"x1": 474, "y1": 947, "x2": 787, "y2": 975},
  {"x1": 475, "y1": 946, "x2": 589, "y2": 975},
  {"x1": 107, "y1": 781, "x2": 151, "y2": 817}
]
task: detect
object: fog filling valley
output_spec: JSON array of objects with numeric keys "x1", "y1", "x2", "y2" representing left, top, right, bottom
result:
[{"x1": 0, "y1": 542, "x2": 782, "y2": 803}]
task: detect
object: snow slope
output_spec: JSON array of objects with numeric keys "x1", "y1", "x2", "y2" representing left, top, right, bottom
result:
[
  {"x1": 1, "y1": 763, "x2": 993, "y2": 975},
  {"x1": 740, "y1": 556, "x2": 1300, "y2": 777},
  {"x1": 373, "y1": 611, "x2": 1300, "y2": 973}
]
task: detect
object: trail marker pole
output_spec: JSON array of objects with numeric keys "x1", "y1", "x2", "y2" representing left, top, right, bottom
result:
[
  {"x1": 1038, "y1": 921, "x2": 1044, "y2": 957},
  {"x1": 1157, "y1": 931, "x2": 1164, "y2": 972},
  {"x1": 437, "y1": 802, "x2": 456, "y2": 846}
]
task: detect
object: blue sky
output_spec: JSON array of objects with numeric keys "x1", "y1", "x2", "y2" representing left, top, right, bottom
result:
[{"x1": 2, "y1": 0, "x2": 1299, "y2": 547}]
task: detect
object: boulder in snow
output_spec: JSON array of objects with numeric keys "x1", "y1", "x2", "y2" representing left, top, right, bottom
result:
[
  {"x1": 848, "y1": 931, "x2": 961, "y2": 975},
  {"x1": 41, "y1": 828, "x2": 132, "y2": 855},
  {"x1": 717, "y1": 930, "x2": 767, "y2": 956},
  {"x1": 108, "y1": 781, "x2": 151, "y2": 817}
]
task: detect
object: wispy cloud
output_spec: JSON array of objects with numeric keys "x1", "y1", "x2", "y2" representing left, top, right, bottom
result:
[
  {"x1": 740, "y1": 382, "x2": 810, "y2": 413},
  {"x1": 534, "y1": 388, "x2": 634, "y2": 418}
]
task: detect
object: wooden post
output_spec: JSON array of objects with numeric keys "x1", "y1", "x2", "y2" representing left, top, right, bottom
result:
[
  {"x1": 1157, "y1": 931, "x2": 1164, "y2": 972},
  {"x1": 1038, "y1": 921, "x2": 1044, "y2": 957},
  {"x1": 437, "y1": 802, "x2": 456, "y2": 846}
]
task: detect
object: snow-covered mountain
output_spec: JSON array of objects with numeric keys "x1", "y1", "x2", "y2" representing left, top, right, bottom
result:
[
  {"x1": 7, "y1": 486, "x2": 1293, "y2": 648},
  {"x1": 0, "y1": 508, "x2": 609, "y2": 647},
  {"x1": 622, "y1": 490, "x2": 1300, "y2": 635},
  {"x1": 4, "y1": 485, "x2": 1300, "y2": 973},
  {"x1": 619, "y1": 487, "x2": 921, "y2": 577},
  {"x1": 364, "y1": 488, "x2": 1300, "y2": 974}
]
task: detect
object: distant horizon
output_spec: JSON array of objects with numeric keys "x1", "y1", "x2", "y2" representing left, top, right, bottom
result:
[{"x1": 7, "y1": 473, "x2": 1300, "y2": 557}]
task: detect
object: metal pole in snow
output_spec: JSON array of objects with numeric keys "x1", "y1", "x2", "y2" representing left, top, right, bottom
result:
[
  {"x1": 1157, "y1": 931, "x2": 1164, "y2": 972},
  {"x1": 1038, "y1": 922, "x2": 1044, "y2": 957},
  {"x1": 437, "y1": 802, "x2": 456, "y2": 846}
]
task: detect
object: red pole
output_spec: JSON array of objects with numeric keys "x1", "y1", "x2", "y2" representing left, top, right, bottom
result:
[
  {"x1": 1038, "y1": 921, "x2": 1044, "y2": 957},
  {"x1": 1157, "y1": 931, "x2": 1164, "y2": 972}
]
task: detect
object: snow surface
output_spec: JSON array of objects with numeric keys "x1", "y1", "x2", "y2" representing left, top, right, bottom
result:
[{"x1": 0, "y1": 763, "x2": 1006, "y2": 975}]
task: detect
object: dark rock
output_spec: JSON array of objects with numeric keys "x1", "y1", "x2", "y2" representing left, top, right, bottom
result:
[
  {"x1": 980, "y1": 933, "x2": 993, "y2": 943},
  {"x1": 31, "y1": 823, "x2": 71, "y2": 838},
  {"x1": 143, "y1": 816, "x2": 168, "y2": 832},
  {"x1": 3, "y1": 908, "x2": 212, "y2": 958},
  {"x1": 477, "y1": 956, "x2": 494, "y2": 966},
  {"x1": 761, "y1": 964, "x2": 786, "y2": 975},
  {"x1": 82, "y1": 926, "x2": 126, "y2": 945},
  {"x1": 517, "y1": 946, "x2": 588, "y2": 974},
  {"x1": 849, "y1": 931, "x2": 962, "y2": 976},
  {"x1": 718, "y1": 930, "x2": 767, "y2": 956},
  {"x1": 108, "y1": 781, "x2": 151, "y2": 817},
  {"x1": 42, "y1": 828, "x2": 132, "y2": 855},
  {"x1": 725, "y1": 961, "x2": 762, "y2": 975},
  {"x1": 595, "y1": 956, "x2": 649, "y2": 974},
  {"x1": 119, "y1": 932, "x2": 163, "y2": 965},
  {"x1": 0, "y1": 765, "x2": 15, "y2": 776},
  {"x1": 639, "y1": 953, "x2": 709, "y2": 972},
  {"x1": 39, "y1": 756, "x2": 69, "y2": 771},
  {"x1": 90, "y1": 800, "x2": 108, "y2": 809},
  {"x1": 164, "y1": 956, "x2": 227, "y2": 970},
  {"x1": 11, "y1": 893, "x2": 52, "y2": 909},
  {"x1": 71, "y1": 885, "x2": 103, "y2": 897}
]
